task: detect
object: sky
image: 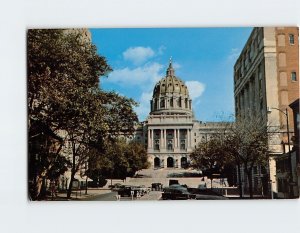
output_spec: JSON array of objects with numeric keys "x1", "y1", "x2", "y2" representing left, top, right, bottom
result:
[{"x1": 90, "y1": 28, "x2": 252, "y2": 122}]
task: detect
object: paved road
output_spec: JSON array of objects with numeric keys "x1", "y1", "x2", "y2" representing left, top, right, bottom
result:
[
  {"x1": 84, "y1": 191, "x2": 118, "y2": 201},
  {"x1": 84, "y1": 191, "x2": 162, "y2": 201}
]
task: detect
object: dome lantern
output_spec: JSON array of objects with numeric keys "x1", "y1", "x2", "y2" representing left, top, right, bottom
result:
[{"x1": 150, "y1": 59, "x2": 193, "y2": 115}]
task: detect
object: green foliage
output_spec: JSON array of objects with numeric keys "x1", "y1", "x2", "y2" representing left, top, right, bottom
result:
[
  {"x1": 190, "y1": 133, "x2": 228, "y2": 177},
  {"x1": 87, "y1": 139, "x2": 149, "y2": 180},
  {"x1": 27, "y1": 29, "x2": 139, "y2": 199}
]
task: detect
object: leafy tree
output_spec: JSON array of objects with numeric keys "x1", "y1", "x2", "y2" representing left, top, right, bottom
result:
[
  {"x1": 125, "y1": 141, "x2": 149, "y2": 176},
  {"x1": 27, "y1": 29, "x2": 112, "y2": 199},
  {"x1": 225, "y1": 116, "x2": 269, "y2": 198},
  {"x1": 190, "y1": 133, "x2": 228, "y2": 189},
  {"x1": 87, "y1": 139, "x2": 149, "y2": 184}
]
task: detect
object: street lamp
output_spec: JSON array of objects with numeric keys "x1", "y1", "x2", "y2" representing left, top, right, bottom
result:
[{"x1": 267, "y1": 107, "x2": 293, "y2": 198}]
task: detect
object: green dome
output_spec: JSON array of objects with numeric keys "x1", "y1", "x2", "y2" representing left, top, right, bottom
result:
[{"x1": 153, "y1": 61, "x2": 189, "y2": 97}]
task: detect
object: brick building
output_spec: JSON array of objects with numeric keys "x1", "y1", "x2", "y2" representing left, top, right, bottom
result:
[{"x1": 234, "y1": 27, "x2": 299, "y2": 198}]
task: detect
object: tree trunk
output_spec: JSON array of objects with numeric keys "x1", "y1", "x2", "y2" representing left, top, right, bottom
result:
[
  {"x1": 67, "y1": 140, "x2": 77, "y2": 199},
  {"x1": 246, "y1": 168, "x2": 253, "y2": 199},
  {"x1": 34, "y1": 169, "x2": 47, "y2": 200},
  {"x1": 237, "y1": 163, "x2": 243, "y2": 198},
  {"x1": 67, "y1": 171, "x2": 76, "y2": 198},
  {"x1": 36, "y1": 177, "x2": 43, "y2": 199}
]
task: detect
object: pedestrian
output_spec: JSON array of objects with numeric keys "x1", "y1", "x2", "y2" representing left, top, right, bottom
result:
[
  {"x1": 50, "y1": 180, "x2": 57, "y2": 200},
  {"x1": 130, "y1": 190, "x2": 134, "y2": 200}
]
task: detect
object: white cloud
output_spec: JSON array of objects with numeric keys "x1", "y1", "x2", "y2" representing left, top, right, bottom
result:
[
  {"x1": 185, "y1": 81, "x2": 205, "y2": 100},
  {"x1": 158, "y1": 45, "x2": 166, "y2": 55},
  {"x1": 123, "y1": 46, "x2": 155, "y2": 65},
  {"x1": 134, "y1": 91, "x2": 153, "y2": 121},
  {"x1": 106, "y1": 62, "x2": 163, "y2": 88},
  {"x1": 172, "y1": 62, "x2": 181, "y2": 70},
  {"x1": 227, "y1": 48, "x2": 241, "y2": 61}
]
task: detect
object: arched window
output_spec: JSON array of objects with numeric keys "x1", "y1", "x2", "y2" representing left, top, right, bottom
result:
[
  {"x1": 178, "y1": 97, "x2": 181, "y2": 107},
  {"x1": 160, "y1": 99, "x2": 165, "y2": 108}
]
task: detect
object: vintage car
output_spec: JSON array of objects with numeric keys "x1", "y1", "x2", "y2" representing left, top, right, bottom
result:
[
  {"x1": 117, "y1": 185, "x2": 144, "y2": 197},
  {"x1": 151, "y1": 183, "x2": 163, "y2": 191},
  {"x1": 109, "y1": 183, "x2": 123, "y2": 191},
  {"x1": 162, "y1": 184, "x2": 196, "y2": 200}
]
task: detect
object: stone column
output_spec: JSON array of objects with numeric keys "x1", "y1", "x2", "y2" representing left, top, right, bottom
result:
[
  {"x1": 160, "y1": 129, "x2": 163, "y2": 149},
  {"x1": 187, "y1": 129, "x2": 190, "y2": 149},
  {"x1": 164, "y1": 129, "x2": 167, "y2": 149},
  {"x1": 148, "y1": 129, "x2": 151, "y2": 149},
  {"x1": 177, "y1": 157, "x2": 181, "y2": 169},
  {"x1": 177, "y1": 129, "x2": 180, "y2": 149},
  {"x1": 163, "y1": 157, "x2": 167, "y2": 168},
  {"x1": 174, "y1": 129, "x2": 177, "y2": 148},
  {"x1": 151, "y1": 129, "x2": 154, "y2": 149},
  {"x1": 188, "y1": 129, "x2": 191, "y2": 148}
]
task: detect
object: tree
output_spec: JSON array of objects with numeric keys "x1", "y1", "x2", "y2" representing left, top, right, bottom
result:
[
  {"x1": 27, "y1": 29, "x2": 112, "y2": 200},
  {"x1": 190, "y1": 133, "x2": 228, "y2": 189},
  {"x1": 125, "y1": 141, "x2": 149, "y2": 176},
  {"x1": 87, "y1": 138, "x2": 149, "y2": 185},
  {"x1": 224, "y1": 115, "x2": 270, "y2": 198}
]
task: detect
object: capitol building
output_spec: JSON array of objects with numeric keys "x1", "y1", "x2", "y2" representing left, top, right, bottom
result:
[{"x1": 133, "y1": 60, "x2": 227, "y2": 169}]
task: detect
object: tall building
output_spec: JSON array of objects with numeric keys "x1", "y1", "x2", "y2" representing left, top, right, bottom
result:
[
  {"x1": 234, "y1": 27, "x2": 299, "y2": 198},
  {"x1": 134, "y1": 60, "x2": 227, "y2": 169}
]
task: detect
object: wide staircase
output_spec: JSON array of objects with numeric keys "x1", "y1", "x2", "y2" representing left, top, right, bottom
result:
[{"x1": 124, "y1": 168, "x2": 205, "y2": 188}]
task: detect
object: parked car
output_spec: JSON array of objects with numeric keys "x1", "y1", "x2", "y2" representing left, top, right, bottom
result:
[
  {"x1": 195, "y1": 194, "x2": 228, "y2": 200},
  {"x1": 117, "y1": 185, "x2": 133, "y2": 197},
  {"x1": 117, "y1": 185, "x2": 143, "y2": 197},
  {"x1": 111, "y1": 183, "x2": 123, "y2": 191},
  {"x1": 169, "y1": 179, "x2": 179, "y2": 186},
  {"x1": 136, "y1": 185, "x2": 150, "y2": 195},
  {"x1": 198, "y1": 183, "x2": 207, "y2": 190},
  {"x1": 162, "y1": 184, "x2": 196, "y2": 200},
  {"x1": 151, "y1": 183, "x2": 163, "y2": 191}
]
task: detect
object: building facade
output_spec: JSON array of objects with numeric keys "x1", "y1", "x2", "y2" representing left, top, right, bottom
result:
[
  {"x1": 134, "y1": 60, "x2": 227, "y2": 169},
  {"x1": 234, "y1": 27, "x2": 299, "y2": 198}
]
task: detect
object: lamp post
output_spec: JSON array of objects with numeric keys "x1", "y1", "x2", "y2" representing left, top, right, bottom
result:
[{"x1": 267, "y1": 107, "x2": 293, "y2": 198}]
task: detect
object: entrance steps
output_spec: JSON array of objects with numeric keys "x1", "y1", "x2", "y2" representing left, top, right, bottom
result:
[{"x1": 125, "y1": 177, "x2": 202, "y2": 188}]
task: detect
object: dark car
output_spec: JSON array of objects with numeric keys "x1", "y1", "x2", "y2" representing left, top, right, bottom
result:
[
  {"x1": 195, "y1": 194, "x2": 228, "y2": 200},
  {"x1": 117, "y1": 185, "x2": 142, "y2": 197},
  {"x1": 111, "y1": 183, "x2": 123, "y2": 191},
  {"x1": 169, "y1": 179, "x2": 179, "y2": 186},
  {"x1": 117, "y1": 185, "x2": 133, "y2": 197},
  {"x1": 162, "y1": 184, "x2": 196, "y2": 200},
  {"x1": 151, "y1": 183, "x2": 163, "y2": 191}
]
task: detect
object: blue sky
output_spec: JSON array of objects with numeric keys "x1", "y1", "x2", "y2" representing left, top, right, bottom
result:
[{"x1": 90, "y1": 28, "x2": 252, "y2": 122}]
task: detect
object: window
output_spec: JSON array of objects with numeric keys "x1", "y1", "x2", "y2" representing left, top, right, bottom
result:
[
  {"x1": 180, "y1": 140, "x2": 185, "y2": 150},
  {"x1": 154, "y1": 140, "x2": 160, "y2": 150},
  {"x1": 291, "y1": 72, "x2": 297, "y2": 81},
  {"x1": 170, "y1": 98, "x2": 173, "y2": 107},
  {"x1": 168, "y1": 140, "x2": 173, "y2": 150},
  {"x1": 160, "y1": 99, "x2": 165, "y2": 108},
  {"x1": 178, "y1": 97, "x2": 181, "y2": 107},
  {"x1": 289, "y1": 34, "x2": 295, "y2": 45}
]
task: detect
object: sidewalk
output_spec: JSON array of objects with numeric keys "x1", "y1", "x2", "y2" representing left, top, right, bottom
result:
[
  {"x1": 46, "y1": 188, "x2": 112, "y2": 201},
  {"x1": 139, "y1": 191, "x2": 162, "y2": 201}
]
